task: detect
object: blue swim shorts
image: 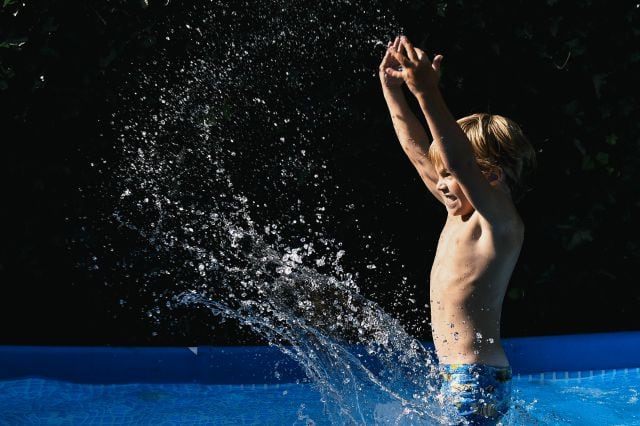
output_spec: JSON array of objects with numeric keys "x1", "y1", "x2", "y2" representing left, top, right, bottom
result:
[{"x1": 439, "y1": 363, "x2": 512, "y2": 425}]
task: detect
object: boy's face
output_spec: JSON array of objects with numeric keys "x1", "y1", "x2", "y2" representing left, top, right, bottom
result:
[{"x1": 436, "y1": 168, "x2": 474, "y2": 217}]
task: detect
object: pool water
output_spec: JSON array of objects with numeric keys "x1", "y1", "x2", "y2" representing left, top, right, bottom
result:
[
  {"x1": 0, "y1": 379, "x2": 327, "y2": 425},
  {"x1": 1, "y1": 369, "x2": 638, "y2": 425},
  {"x1": 511, "y1": 369, "x2": 640, "y2": 425}
]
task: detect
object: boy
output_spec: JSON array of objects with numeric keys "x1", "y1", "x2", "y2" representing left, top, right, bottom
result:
[{"x1": 379, "y1": 36, "x2": 536, "y2": 424}]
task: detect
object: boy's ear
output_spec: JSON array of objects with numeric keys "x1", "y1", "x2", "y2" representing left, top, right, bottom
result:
[{"x1": 487, "y1": 167, "x2": 503, "y2": 184}]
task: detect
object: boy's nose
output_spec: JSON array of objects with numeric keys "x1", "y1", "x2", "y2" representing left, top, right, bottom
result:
[{"x1": 436, "y1": 180, "x2": 447, "y2": 192}]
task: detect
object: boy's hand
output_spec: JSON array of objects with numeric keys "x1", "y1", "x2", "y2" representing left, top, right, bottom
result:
[
  {"x1": 379, "y1": 37, "x2": 404, "y2": 90},
  {"x1": 384, "y1": 36, "x2": 443, "y2": 96}
]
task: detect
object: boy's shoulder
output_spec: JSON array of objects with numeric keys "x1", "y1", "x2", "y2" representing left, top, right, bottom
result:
[{"x1": 475, "y1": 200, "x2": 524, "y2": 240}]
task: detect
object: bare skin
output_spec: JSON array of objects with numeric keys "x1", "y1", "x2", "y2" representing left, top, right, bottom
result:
[{"x1": 380, "y1": 36, "x2": 524, "y2": 367}]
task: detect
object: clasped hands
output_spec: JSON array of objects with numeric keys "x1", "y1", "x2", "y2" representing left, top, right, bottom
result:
[{"x1": 379, "y1": 36, "x2": 443, "y2": 95}]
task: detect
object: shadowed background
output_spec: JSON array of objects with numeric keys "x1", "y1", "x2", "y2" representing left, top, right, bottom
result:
[{"x1": 1, "y1": 0, "x2": 639, "y2": 345}]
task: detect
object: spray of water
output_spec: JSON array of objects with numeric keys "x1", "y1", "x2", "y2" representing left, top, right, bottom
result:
[{"x1": 98, "y1": 1, "x2": 536, "y2": 424}]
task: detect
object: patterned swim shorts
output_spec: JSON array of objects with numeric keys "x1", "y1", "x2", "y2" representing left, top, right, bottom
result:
[{"x1": 440, "y1": 363, "x2": 512, "y2": 425}]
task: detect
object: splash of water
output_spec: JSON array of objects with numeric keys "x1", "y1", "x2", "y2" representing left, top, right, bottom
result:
[{"x1": 101, "y1": 1, "x2": 534, "y2": 424}]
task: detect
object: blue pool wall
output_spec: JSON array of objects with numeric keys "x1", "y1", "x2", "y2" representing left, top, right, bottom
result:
[{"x1": 1, "y1": 331, "x2": 638, "y2": 384}]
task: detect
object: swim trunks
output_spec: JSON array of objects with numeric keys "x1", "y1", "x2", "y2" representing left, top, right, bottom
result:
[{"x1": 439, "y1": 363, "x2": 512, "y2": 425}]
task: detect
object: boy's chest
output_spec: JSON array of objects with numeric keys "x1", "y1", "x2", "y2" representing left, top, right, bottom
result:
[
  {"x1": 436, "y1": 220, "x2": 483, "y2": 252},
  {"x1": 431, "y1": 220, "x2": 485, "y2": 280}
]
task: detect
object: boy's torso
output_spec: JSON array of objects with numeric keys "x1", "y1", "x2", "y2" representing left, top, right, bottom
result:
[{"x1": 430, "y1": 209, "x2": 523, "y2": 367}]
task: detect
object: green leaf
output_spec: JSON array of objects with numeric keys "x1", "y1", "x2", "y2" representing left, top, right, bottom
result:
[
  {"x1": 566, "y1": 38, "x2": 586, "y2": 56},
  {"x1": 566, "y1": 229, "x2": 593, "y2": 250},
  {"x1": 536, "y1": 264, "x2": 557, "y2": 284},
  {"x1": 592, "y1": 74, "x2": 606, "y2": 98},
  {"x1": 581, "y1": 155, "x2": 595, "y2": 171},
  {"x1": 0, "y1": 64, "x2": 15, "y2": 79},
  {"x1": 561, "y1": 100, "x2": 580, "y2": 115},
  {"x1": 596, "y1": 266, "x2": 618, "y2": 281},
  {"x1": 0, "y1": 37, "x2": 28, "y2": 49},
  {"x1": 605, "y1": 134, "x2": 618, "y2": 146},
  {"x1": 595, "y1": 152, "x2": 609, "y2": 165},
  {"x1": 2, "y1": 0, "x2": 17, "y2": 8}
]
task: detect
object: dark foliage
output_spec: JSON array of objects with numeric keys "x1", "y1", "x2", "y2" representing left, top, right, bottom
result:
[{"x1": 1, "y1": 0, "x2": 639, "y2": 345}]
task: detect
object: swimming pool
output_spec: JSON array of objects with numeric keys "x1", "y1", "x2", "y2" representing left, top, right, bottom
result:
[{"x1": 1, "y1": 331, "x2": 639, "y2": 424}]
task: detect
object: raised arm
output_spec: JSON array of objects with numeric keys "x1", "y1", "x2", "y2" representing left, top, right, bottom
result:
[
  {"x1": 379, "y1": 37, "x2": 444, "y2": 204},
  {"x1": 385, "y1": 37, "x2": 512, "y2": 223}
]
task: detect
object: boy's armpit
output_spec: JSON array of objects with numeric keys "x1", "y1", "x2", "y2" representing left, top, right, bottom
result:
[{"x1": 411, "y1": 156, "x2": 445, "y2": 205}]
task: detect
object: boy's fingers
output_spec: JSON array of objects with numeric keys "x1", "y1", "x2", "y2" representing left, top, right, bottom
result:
[
  {"x1": 394, "y1": 36, "x2": 401, "y2": 51},
  {"x1": 432, "y1": 54, "x2": 444, "y2": 72},
  {"x1": 379, "y1": 49, "x2": 392, "y2": 69},
  {"x1": 401, "y1": 37, "x2": 418, "y2": 62},
  {"x1": 391, "y1": 49, "x2": 411, "y2": 67},
  {"x1": 383, "y1": 44, "x2": 400, "y2": 61},
  {"x1": 385, "y1": 67, "x2": 403, "y2": 79},
  {"x1": 413, "y1": 46, "x2": 434, "y2": 67},
  {"x1": 414, "y1": 47, "x2": 427, "y2": 60}
]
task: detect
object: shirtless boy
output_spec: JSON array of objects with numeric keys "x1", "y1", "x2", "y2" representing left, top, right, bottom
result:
[{"x1": 379, "y1": 36, "x2": 536, "y2": 424}]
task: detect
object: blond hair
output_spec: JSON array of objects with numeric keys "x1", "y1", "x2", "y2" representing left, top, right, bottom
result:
[{"x1": 427, "y1": 113, "x2": 536, "y2": 201}]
